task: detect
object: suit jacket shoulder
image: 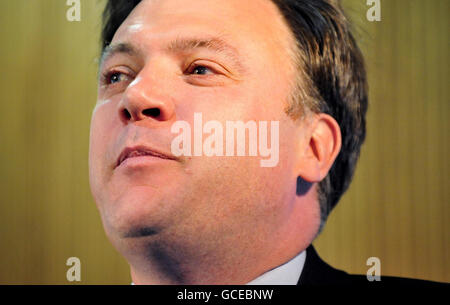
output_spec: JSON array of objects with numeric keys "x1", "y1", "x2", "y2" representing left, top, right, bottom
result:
[{"x1": 297, "y1": 245, "x2": 448, "y2": 286}]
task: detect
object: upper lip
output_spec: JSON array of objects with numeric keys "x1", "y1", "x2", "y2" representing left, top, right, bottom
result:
[{"x1": 116, "y1": 145, "x2": 177, "y2": 168}]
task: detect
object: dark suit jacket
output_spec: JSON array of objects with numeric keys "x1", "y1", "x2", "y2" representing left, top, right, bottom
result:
[{"x1": 297, "y1": 245, "x2": 447, "y2": 286}]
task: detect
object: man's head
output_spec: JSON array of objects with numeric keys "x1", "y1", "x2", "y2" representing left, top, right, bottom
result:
[{"x1": 89, "y1": 0, "x2": 367, "y2": 284}]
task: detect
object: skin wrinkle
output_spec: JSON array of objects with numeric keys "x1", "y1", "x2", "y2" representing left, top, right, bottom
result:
[
  {"x1": 89, "y1": 0, "x2": 340, "y2": 285},
  {"x1": 99, "y1": 37, "x2": 247, "y2": 90},
  {"x1": 165, "y1": 36, "x2": 247, "y2": 75}
]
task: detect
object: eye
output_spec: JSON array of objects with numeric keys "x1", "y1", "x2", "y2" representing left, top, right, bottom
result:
[
  {"x1": 183, "y1": 61, "x2": 231, "y2": 86},
  {"x1": 108, "y1": 72, "x2": 128, "y2": 84},
  {"x1": 109, "y1": 72, "x2": 123, "y2": 84},
  {"x1": 188, "y1": 65, "x2": 214, "y2": 75},
  {"x1": 101, "y1": 70, "x2": 133, "y2": 86}
]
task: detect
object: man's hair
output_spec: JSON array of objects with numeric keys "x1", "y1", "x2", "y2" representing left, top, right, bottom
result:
[{"x1": 101, "y1": 0, "x2": 368, "y2": 232}]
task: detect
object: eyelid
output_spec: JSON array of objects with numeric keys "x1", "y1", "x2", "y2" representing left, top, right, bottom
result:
[
  {"x1": 185, "y1": 59, "x2": 228, "y2": 75},
  {"x1": 100, "y1": 66, "x2": 136, "y2": 85}
]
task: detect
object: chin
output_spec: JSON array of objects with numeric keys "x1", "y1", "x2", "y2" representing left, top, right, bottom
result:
[{"x1": 101, "y1": 186, "x2": 170, "y2": 239}]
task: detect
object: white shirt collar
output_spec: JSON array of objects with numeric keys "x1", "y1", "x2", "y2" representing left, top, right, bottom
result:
[{"x1": 246, "y1": 250, "x2": 306, "y2": 285}]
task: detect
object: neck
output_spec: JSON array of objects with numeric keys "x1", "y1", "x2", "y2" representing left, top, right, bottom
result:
[
  {"x1": 128, "y1": 237, "x2": 275, "y2": 285},
  {"x1": 128, "y1": 211, "x2": 318, "y2": 284},
  {"x1": 125, "y1": 192, "x2": 320, "y2": 285}
]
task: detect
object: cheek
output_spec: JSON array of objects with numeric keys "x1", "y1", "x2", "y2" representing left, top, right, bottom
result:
[
  {"x1": 174, "y1": 87, "x2": 242, "y2": 121},
  {"x1": 89, "y1": 101, "x2": 118, "y2": 190},
  {"x1": 90, "y1": 100, "x2": 119, "y2": 150}
]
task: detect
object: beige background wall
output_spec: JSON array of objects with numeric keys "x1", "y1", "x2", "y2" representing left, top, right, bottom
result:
[{"x1": 0, "y1": 0, "x2": 448, "y2": 284}]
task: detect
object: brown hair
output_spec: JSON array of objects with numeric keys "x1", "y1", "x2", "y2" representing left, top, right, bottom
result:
[{"x1": 272, "y1": 0, "x2": 368, "y2": 231}]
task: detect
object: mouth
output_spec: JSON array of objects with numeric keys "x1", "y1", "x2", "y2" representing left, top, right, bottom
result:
[{"x1": 116, "y1": 145, "x2": 177, "y2": 168}]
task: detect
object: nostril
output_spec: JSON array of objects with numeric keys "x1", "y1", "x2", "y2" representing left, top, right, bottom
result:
[
  {"x1": 142, "y1": 108, "x2": 161, "y2": 118},
  {"x1": 122, "y1": 109, "x2": 132, "y2": 120}
]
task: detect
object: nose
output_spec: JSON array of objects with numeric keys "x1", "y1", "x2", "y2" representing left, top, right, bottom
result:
[{"x1": 117, "y1": 74, "x2": 175, "y2": 124}]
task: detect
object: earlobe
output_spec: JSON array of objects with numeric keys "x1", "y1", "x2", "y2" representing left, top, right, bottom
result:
[{"x1": 297, "y1": 114, "x2": 342, "y2": 183}]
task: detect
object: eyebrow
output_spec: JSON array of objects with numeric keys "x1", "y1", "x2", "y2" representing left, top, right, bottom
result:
[
  {"x1": 168, "y1": 37, "x2": 246, "y2": 73},
  {"x1": 99, "y1": 37, "x2": 246, "y2": 73},
  {"x1": 99, "y1": 43, "x2": 140, "y2": 69}
]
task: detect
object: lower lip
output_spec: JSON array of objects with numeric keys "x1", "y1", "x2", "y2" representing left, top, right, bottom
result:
[{"x1": 116, "y1": 155, "x2": 174, "y2": 169}]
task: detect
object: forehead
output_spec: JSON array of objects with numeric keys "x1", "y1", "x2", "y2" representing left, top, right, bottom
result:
[{"x1": 111, "y1": 0, "x2": 295, "y2": 62}]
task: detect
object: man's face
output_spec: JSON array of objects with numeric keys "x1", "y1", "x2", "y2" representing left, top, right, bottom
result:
[{"x1": 89, "y1": 0, "x2": 314, "y2": 262}]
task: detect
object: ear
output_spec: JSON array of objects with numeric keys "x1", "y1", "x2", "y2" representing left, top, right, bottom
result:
[{"x1": 297, "y1": 113, "x2": 342, "y2": 183}]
